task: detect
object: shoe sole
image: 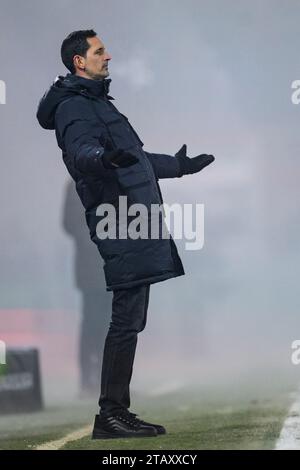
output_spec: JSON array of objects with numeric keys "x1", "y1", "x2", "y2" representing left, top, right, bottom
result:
[
  {"x1": 92, "y1": 430, "x2": 157, "y2": 440},
  {"x1": 156, "y1": 429, "x2": 166, "y2": 435}
]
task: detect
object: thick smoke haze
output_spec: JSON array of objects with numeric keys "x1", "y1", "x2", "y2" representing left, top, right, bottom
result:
[{"x1": 0, "y1": 0, "x2": 299, "y2": 401}]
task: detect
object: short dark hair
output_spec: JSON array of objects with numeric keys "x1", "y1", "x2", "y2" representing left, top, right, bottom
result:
[{"x1": 61, "y1": 29, "x2": 97, "y2": 74}]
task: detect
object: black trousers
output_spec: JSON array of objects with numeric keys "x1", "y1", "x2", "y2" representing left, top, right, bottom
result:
[{"x1": 98, "y1": 284, "x2": 150, "y2": 417}]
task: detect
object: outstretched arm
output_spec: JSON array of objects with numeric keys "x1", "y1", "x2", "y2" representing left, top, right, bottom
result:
[
  {"x1": 145, "y1": 144, "x2": 215, "y2": 180},
  {"x1": 144, "y1": 151, "x2": 181, "y2": 179}
]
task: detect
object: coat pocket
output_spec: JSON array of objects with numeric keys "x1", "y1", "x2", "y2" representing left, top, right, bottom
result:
[{"x1": 115, "y1": 164, "x2": 151, "y2": 190}]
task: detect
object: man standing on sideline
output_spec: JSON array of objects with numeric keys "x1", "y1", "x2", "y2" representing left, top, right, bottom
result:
[{"x1": 37, "y1": 29, "x2": 215, "y2": 439}]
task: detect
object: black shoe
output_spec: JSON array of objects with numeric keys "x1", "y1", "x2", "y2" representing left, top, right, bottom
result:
[
  {"x1": 127, "y1": 411, "x2": 166, "y2": 435},
  {"x1": 92, "y1": 411, "x2": 158, "y2": 439}
]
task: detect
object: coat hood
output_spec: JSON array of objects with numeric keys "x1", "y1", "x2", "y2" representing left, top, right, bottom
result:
[{"x1": 36, "y1": 73, "x2": 114, "y2": 130}]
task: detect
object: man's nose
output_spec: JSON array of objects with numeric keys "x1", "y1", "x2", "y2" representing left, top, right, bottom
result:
[{"x1": 106, "y1": 53, "x2": 112, "y2": 61}]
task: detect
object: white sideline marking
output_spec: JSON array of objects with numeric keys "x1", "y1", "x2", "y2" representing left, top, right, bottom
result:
[
  {"x1": 35, "y1": 424, "x2": 92, "y2": 450},
  {"x1": 276, "y1": 393, "x2": 300, "y2": 450}
]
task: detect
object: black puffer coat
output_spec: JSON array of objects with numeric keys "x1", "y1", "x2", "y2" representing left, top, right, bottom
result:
[{"x1": 37, "y1": 74, "x2": 185, "y2": 291}]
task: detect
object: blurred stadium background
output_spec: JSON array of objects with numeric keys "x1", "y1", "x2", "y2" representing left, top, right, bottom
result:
[{"x1": 0, "y1": 0, "x2": 299, "y2": 449}]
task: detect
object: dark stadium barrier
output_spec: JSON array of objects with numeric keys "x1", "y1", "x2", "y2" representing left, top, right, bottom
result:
[{"x1": 0, "y1": 348, "x2": 43, "y2": 414}]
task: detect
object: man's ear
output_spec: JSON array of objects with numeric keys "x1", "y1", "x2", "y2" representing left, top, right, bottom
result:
[{"x1": 73, "y1": 55, "x2": 85, "y2": 71}]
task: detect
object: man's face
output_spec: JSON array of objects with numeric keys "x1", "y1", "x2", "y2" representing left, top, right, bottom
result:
[{"x1": 74, "y1": 36, "x2": 112, "y2": 80}]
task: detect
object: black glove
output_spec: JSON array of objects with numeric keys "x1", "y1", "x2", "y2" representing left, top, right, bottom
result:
[
  {"x1": 102, "y1": 148, "x2": 139, "y2": 169},
  {"x1": 175, "y1": 144, "x2": 215, "y2": 177}
]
